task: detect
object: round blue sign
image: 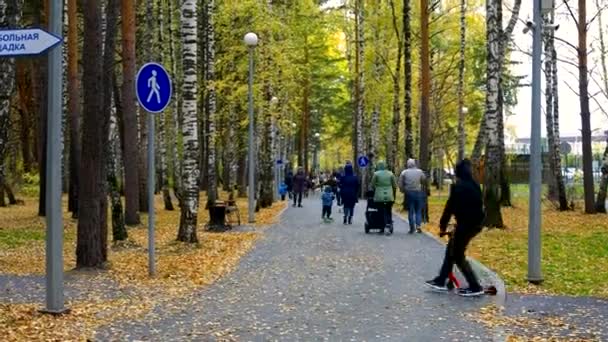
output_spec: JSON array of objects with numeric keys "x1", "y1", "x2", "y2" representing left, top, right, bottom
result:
[
  {"x1": 136, "y1": 62, "x2": 172, "y2": 113},
  {"x1": 357, "y1": 156, "x2": 369, "y2": 168}
]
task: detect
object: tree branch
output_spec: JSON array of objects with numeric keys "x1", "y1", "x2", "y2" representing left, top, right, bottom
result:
[{"x1": 563, "y1": 0, "x2": 580, "y2": 28}]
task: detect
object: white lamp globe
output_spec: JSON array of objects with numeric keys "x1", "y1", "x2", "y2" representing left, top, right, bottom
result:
[{"x1": 244, "y1": 32, "x2": 259, "y2": 47}]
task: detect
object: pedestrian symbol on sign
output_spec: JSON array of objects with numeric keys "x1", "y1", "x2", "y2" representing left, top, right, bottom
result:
[{"x1": 146, "y1": 70, "x2": 161, "y2": 104}]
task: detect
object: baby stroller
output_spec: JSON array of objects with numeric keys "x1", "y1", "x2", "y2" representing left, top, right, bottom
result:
[{"x1": 364, "y1": 190, "x2": 392, "y2": 234}]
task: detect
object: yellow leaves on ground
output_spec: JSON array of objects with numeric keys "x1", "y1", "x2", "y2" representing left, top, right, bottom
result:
[{"x1": 0, "y1": 193, "x2": 286, "y2": 340}]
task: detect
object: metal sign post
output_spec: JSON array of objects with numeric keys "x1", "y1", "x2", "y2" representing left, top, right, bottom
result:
[
  {"x1": 136, "y1": 62, "x2": 172, "y2": 277},
  {"x1": 41, "y1": 0, "x2": 67, "y2": 315}
]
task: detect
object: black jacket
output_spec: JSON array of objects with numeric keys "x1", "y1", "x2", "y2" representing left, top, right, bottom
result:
[{"x1": 440, "y1": 162, "x2": 485, "y2": 232}]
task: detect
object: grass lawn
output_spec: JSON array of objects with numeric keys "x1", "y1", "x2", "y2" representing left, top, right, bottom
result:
[
  {"x1": 397, "y1": 186, "x2": 608, "y2": 298},
  {"x1": 0, "y1": 192, "x2": 286, "y2": 340}
]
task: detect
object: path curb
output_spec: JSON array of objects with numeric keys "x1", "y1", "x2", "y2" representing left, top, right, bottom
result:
[{"x1": 393, "y1": 211, "x2": 509, "y2": 342}]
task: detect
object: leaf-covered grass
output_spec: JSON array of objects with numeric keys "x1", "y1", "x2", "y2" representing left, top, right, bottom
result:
[
  {"x1": 397, "y1": 189, "x2": 608, "y2": 298},
  {"x1": 0, "y1": 193, "x2": 286, "y2": 340}
]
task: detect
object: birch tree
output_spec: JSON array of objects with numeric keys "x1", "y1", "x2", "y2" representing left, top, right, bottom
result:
[
  {"x1": 177, "y1": 0, "x2": 200, "y2": 243},
  {"x1": 388, "y1": 0, "x2": 402, "y2": 172},
  {"x1": 206, "y1": 0, "x2": 218, "y2": 206},
  {"x1": 595, "y1": 0, "x2": 608, "y2": 213},
  {"x1": 354, "y1": 0, "x2": 366, "y2": 195},
  {"x1": 0, "y1": 0, "x2": 22, "y2": 207},
  {"x1": 403, "y1": 0, "x2": 413, "y2": 160},
  {"x1": 543, "y1": 10, "x2": 568, "y2": 211},
  {"x1": 158, "y1": 0, "x2": 173, "y2": 211},
  {"x1": 457, "y1": 0, "x2": 466, "y2": 162}
]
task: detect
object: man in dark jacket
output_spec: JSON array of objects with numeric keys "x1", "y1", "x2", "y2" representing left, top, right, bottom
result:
[
  {"x1": 339, "y1": 163, "x2": 360, "y2": 224},
  {"x1": 425, "y1": 159, "x2": 486, "y2": 297},
  {"x1": 292, "y1": 168, "x2": 306, "y2": 207},
  {"x1": 285, "y1": 171, "x2": 294, "y2": 199}
]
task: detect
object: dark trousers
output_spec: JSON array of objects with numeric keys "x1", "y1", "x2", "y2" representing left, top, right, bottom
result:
[
  {"x1": 322, "y1": 205, "x2": 332, "y2": 218},
  {"x1": 293, "y1": 191, "x2": 303, "y2": 206},
  {"x1": 378, "y1": 202, "x2": 393, "y2": 227},
  {"x1": 336, "y1": 191, "x2": 342, "y2": 206},
  {"x1": 343, "y1": 204, "x2": 355, "y2": 218},
  {"x1": 436, "y1": 226, "x2": 482, "y2": 290}
]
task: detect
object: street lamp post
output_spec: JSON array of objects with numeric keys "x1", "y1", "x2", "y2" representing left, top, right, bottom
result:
[
  {"x1": 271, "y1": 96, "x2": 279, "y2": 201},
  {"x1": 313, "y1": 132, "x2": 320, "y2": 177},
  {"x1": 245, "y1": 32, "x2": 258, "y2": 223}
]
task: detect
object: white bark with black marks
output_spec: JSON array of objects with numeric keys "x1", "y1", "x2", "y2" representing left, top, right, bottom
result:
[{"x1": 177, "y1": 0, "x2": 200, "y2": 243}]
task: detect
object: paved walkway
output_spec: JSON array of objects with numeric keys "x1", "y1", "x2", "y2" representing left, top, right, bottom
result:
[{"x1": 96, "y1": 197, "x2": 495, "y2": 341}]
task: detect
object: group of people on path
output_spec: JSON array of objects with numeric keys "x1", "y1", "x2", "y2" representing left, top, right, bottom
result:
[{"x1": 283, "y1": 158, "x2": 488, "y2": 297}]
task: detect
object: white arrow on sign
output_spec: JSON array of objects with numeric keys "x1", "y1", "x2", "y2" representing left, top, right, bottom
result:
[{"x1": 0, "y1": 28, "x2": 62, "y2": 57}]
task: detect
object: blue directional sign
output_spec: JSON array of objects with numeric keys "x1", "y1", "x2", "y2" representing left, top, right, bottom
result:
[
  {"x1": 276, "y1": 159, "x2": 283, "y2": 165},
  {"x1": 0, "y1": 29, "x2": 62, "y2": 57},
  {"x1": 358, "y1": 156, "x2": 370, "y2": 168},
  {"x1": 136, "y1": 62, "x2": 172, "y2": 113}
]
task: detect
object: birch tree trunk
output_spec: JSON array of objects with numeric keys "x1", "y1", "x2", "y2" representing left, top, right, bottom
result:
[
  {"x1": 108, "y1": 94, "x2": 127, "y2": 241},
  {"x1": 0, "y1": 0, "x2": 21, "y2": 207},
  {"x1": 354, "y1": 0, "x2": 366, "y2": 196},
  {"x1": 121, "y1": 0, "x2": 141, "y2": 224},
  {"x1": 457, "y1": 0, "x2": 466, "y2": 162},
  {"x1": 177, "y1": 0, "x2": 200, "y2": 243},
  {"x1": 67, "y1": 0, "x2": 80, "y2": 217},
  {"x1": 543, "y1": 11, "x2": 568, "y2": 211},
  {"x1": 482, "y1": 0, "x2": 504, "y2": 228},
  {"x1": 595, "y1": 0, "x2": 608, "y2": 213},
  {"x1": 168, "y1": 0, "x2": 182, "y2": 204},
  {"x1": 403, "y1": 0, "x2": 413, "y2": 160},
  {"x1": 205, "y1": 0, "x2": 218, "y2": 206},
  {"x1": 596, "y1": 135, "x2": 608, "y2": 213},
  {"x1": 159, "y1": 0, "x2": 174, "y2": 211},
  {"x1": 419, "y1": 0, "x2": 431, "y2": 171}
]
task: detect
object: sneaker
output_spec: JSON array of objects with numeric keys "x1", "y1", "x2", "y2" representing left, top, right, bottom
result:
[
  {"x1": 457, "y1": 287, "x2": 484, "y2": 297},
  {"x1": 424, "y1": 279, "x2": 448, "y2": 292}
]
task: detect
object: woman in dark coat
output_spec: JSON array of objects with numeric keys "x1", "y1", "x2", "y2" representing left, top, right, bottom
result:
[
  {"x1": 339, "y1": 163, "x2": 359, "y2": 224},
  {"x1": 292, "y1": 167, "x2": 306, "y2": 207}
]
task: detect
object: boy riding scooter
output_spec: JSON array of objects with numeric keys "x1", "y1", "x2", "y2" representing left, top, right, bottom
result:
[{"x1": 425, "y1": 159, "x2": 486, "y2": 297}]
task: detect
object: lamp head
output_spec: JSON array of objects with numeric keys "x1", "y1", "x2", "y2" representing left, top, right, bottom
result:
[{"x1": 244, "y1": 32, "x2": 258, "y2": 47}]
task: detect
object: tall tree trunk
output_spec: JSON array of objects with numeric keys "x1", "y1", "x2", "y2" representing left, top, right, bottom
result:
[
  {"x1": 205, "y1": 0, "x2": 218, "y2": 206},
  {"x1": 595, "y1": 0, "x2": 608, "y2": 213},
  {"x1": 354, "y1": 0, "x2": 366, "y2": 196},
  {"x1": 544, "y1": 11, "x2": 568, "y2": 211},
  {"x1": 577, "y1": 0, "x2": 595, "y2": 214},
  {"x1": 157, "y1": 0, "x2": 174, "y2": 211},
  {"x1": 483, "y1": 0, "x2": 504, "y2": 228},
  {"x1": 0, "y1": 0, "x2": 21, "y2": 207},
  {"x1": 121, "y1": 0, "x2": 141, "y2": 225},
  {"x1": 138, "y1": 0, "x2": 154, "y2": 213},
  {"x1": 168, "y1": 0, "x2": 182, "y2": 204},
  {"x1": 77, "y1": 0, "x2": 108, "y2": 268},
  {"x1": 37, "y1": 0, "x2": 49, "y2": 217},
  {"x1": 198, "y1": 0, "x2": 208, "y2": 191},
  {"x1": 457, "y1": 0, "x2": 466, "y2": 162},
  {"x1": 419, "y1": 0, "x2": 430, "y2": 171},
  {"x1": 403, "y1": 0, "x2": 413, "y2": 160},
  {"x1": 67, "y1": 0, "x2": 80, "y2": 217},
  {"x1": 177, "y1": 0, "x2": 200, "y2": 243},
  {"x1": 388, "y1": 0, "x2": 401, "y2": 173},
  {"x1": 108, "y1": 86, "x2": 127, "y2": 241},
  {"x1": 227, "y1": 105, "x2": 238, "y2": 192}
]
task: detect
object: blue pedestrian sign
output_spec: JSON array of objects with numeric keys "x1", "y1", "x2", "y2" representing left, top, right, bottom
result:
[
  {"x1": 136, "y1": 62, "x2": 172, "y2": 113},
  {"x1": 358, "y1": 156, "x2": 369, "y2": 168},
  {"x1": 276, "y1": 159, "x2": 283, "y2": 165},
  {"x1": 0, "y1": 29, "x2": 62, "y2": 57}
]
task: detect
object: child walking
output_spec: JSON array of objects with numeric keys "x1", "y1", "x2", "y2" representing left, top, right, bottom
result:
[{"x1": 321, "y1": 186, "x2": 335, "y2": 221}]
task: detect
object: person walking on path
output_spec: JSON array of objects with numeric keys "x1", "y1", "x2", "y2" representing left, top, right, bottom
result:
[
  {"x1": 399, "y1": 159, "x2": 426, "y2": 234},
  {"x1": 321, "y1": 186, "x2": 335, "y2": 221},
  {"x1": 425, "y1": 159, "x2": 486, "y2": 297},
  {"x1": 285, "y1": 170, "x2": 294, "y2": 200},
  {"x1": 340, "y1": 163, "x2": 359, "y2": 225},
  {"x1": 371, "y1": 161, "x2": 398, "y2": 235},
  {"x1": 293, "y1": 168, "x2": 306, "y2": 207}
]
